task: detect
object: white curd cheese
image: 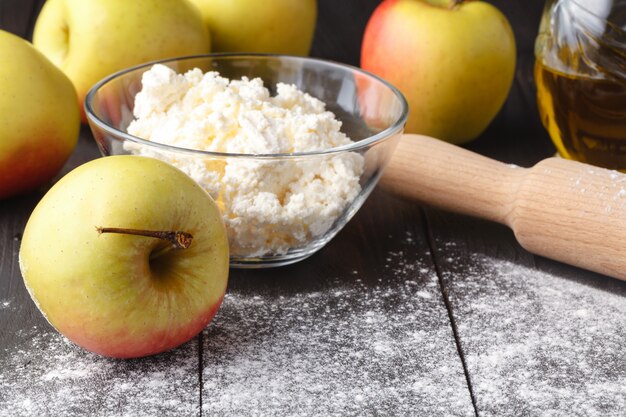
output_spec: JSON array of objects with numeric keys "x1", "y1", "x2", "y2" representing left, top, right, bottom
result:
[{"x1": 126, "y1": 64, "x2": 364, "y2": 257}]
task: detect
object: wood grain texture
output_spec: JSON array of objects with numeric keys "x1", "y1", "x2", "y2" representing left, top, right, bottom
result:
[
  {"x1": 202, "y1": 191, "x2": 474, "y2": 415},
  {"x1": 381, "y1": 134, "x2": 626, "y2": 281},
  {"x1": 424, "y1": 210, "x2": 626, "y2": 416},
  {"x1": 512, "y1": 158, "x2": 626, "y2": 282},
  {"x1": 380, "y1": 134, "x2": 524, "y2": 225}
]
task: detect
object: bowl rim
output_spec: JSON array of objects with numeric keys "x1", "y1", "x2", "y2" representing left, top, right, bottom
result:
[{"x1": 84, "y1": 53, "x2": 408, "y2": 159}]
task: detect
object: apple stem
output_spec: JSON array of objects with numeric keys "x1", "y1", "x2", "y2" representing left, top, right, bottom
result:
[{"x1": 96, "y1": 227, "x2": 193, "y2": 250}]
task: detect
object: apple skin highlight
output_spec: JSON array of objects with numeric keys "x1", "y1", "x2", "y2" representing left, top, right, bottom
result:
[{"x1": 361, "y1": 0, "x2": 516, "y2": 144}]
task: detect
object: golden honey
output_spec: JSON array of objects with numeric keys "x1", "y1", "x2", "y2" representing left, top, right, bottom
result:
[
  {"x1": 535, "y1": 60, "x2": 626, "y2": 170},
  {"x1": 534, "y1": 0, "x2": 626, "y2": 170}
]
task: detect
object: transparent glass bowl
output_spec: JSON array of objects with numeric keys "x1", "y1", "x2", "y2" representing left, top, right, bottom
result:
[{"x1": 85, "y1": 54, "x2": 408, "y2": 268}]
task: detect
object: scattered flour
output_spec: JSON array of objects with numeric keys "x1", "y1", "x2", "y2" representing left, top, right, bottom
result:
[
  {"x1": 201, "y1": 267, "x2": 473, "y2": 416},
  {"x1": 441, "y1": 252, "x2": 626, "y2": 416},
  {"x1": 6, "y1": 227, "x2": 623, "y2": 415},
  {"x1": 0, "y1": 327, "x2": 199, "y2": 417},
  {"x1": 0, "y1": 234, "x2": 473, "y2": 416}
]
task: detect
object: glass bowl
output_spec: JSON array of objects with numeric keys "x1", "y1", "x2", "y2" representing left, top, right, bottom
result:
[{"x1": 85, "y1": 54, "x2": 408, "y2": 268}]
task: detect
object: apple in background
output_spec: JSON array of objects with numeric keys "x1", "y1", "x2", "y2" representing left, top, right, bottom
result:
[
  {"x1": 33, "y1": 0, "x2": 210, "y2": 122},
  {"x1": 188, "y1": 0, "x2": 317, "y2": 55},
  {"x1": 19, "y1": 156, "x2": 229, "y2": 358},
  {"x1": 361, "y1": 0, "x2": 516, "y2": 144},
  {"x1": 0, "y1": 30, "x2": 79, "y2": 199}
]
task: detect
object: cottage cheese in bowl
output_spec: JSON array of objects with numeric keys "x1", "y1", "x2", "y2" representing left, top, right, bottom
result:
[{"x1": 125, "y1": 64, "x2": 364, "y2": 259}]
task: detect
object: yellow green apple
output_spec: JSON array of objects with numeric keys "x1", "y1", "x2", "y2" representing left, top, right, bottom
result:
[
  {"x1": 33, "y1": 0, "x2": 211, "y2": 121},
  {"x1": 19, "y1": 156, "x2": 229, "y2": 358},
  {"x1": 361, "y1": 0, "x2": 516, "y2": 144},
  {"x1": 0, "y1": 30, "x2": 79, "y2": 199},
  {"x1": 188, "y1": 0, "x2": 317, "y2": 55}
]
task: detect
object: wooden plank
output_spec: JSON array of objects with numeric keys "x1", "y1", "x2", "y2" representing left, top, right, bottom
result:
[
  {"x1": 425, "y1": 209, "x2": 626, "y2": 415},
  {"x1": 0, "y1": 327, "x2": 201, "y2": 416},
  {"x1": 423, "y1": 0, "x2": 626, "y2": 407},
  {"x1": 201, "y1": 190, "x2": 475, "y2": 416},
  {"x1": 0, "y1": 131, "x2": 202, "y2": 416}
]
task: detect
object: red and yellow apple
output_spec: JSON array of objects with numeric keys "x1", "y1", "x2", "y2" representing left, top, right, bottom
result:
[
  {"x1": 19, "y1": 156, "x2": 229, "y2": 358},
  {"x1": 33, "y1": 0, "x2": 211, "y2": 122},
  {"x1": 361, "y1": 0, "x2": 516, "y2": 144},
  {"x1": 0, "y1": 30, "x2": 79, "y2": 199},
  {"x1": 188, "y1": 0, "x2": 317, "y2": 55}
]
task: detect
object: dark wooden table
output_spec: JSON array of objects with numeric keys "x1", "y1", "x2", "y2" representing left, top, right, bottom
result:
[{"x1": 2, "y1": 1, "x2": 625, "y2": 416}]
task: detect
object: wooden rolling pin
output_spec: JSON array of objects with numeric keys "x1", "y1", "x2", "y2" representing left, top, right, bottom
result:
[{"x1": 380, "y1": 134, "x2": 626, "y2": 281}]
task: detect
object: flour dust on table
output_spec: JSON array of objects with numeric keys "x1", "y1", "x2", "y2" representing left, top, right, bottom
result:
[
  {"x1": 444, "y1": 253, "x2": 626, "y2": 416},
  {"x1": 201, "y1": 231, "x2": 474, "y2": 416},
  {"x1": 0, "y1": 326, "x2": 199, "y2": 416},
  {"x1": 0, "y1": 221, "x2": 476, "y2": 416}
]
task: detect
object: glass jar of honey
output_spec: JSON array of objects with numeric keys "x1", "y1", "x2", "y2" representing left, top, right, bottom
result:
[{"x1": 535, "y1": 0, "x2": 626, "y2": 170}]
